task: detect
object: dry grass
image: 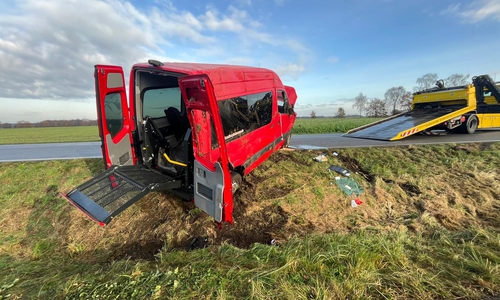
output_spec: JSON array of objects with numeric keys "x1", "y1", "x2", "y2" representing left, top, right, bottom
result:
[
  {"x1": 41, "y1": 144, "x2": 500, "y2": 261},
  {"x1": 1, "y1": 143, "x2": 499, "y2": 299}
]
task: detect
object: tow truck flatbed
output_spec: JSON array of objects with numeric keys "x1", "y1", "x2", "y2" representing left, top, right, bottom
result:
[{"x1": 345, "y1": 74, "x2": 500, "y2": 141}]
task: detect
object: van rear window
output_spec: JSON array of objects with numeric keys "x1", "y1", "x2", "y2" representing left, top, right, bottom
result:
[
  {"x1": 142, "y1": 87, "x2": 181, "y2": 118},
  {"x1": 218, "y1": 91, "x2": 273, "y2": 141}
]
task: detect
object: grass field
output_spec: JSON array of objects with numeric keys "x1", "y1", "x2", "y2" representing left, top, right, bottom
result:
[
  {"x1": 0, "y1": 117, "x2": 382, "y2": 145},
  {"x1": 292, "y1": 117, "x2": 382, "y2": 134},
  {"x1": 0, "y1": 143, "x2": 499, "y2": 299},
  {"x1": 0, "y1": 126, "x2": 100, "y2": 145}
]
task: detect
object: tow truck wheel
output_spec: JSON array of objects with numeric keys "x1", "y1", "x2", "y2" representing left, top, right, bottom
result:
[{"x1": 464, "y1": 115, "x2": 478, "y2": 134}]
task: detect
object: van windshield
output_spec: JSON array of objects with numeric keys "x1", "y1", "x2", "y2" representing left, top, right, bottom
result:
[{"x1": 143, "y1": 87, "x2": 181, "y2": 118}]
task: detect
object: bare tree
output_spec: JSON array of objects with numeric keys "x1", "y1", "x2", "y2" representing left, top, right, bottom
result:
[
  {"x1": 445, "y1": 73, "x2": 470, "y2": 87},
  {"x1": 352, "y1": 92, "x2": 367, "y2": 117},
  {"x1": 16, "y1": 121, "x2": 32, "y2": 128},
  {"x1": 310, "y1": 110, "x2": 317, "y2": 118},
  {"x1": 384, "y1": 86, "x2": 409, "y2": 115},
  {"x1": 400, "y1": 91, "x2": 414, "y2": 112},
  {"x1": 414, "y1": 73, "x2": 438, "y2": 91},
  {"x1": 366, "y1": 98, "x2": 387, "y2": 117},
  {"x1": 335, "y1": 107, "x2": 346, "y2": 118}
]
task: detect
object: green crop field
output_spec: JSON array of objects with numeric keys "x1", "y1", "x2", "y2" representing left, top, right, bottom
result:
[
  {"x1": 0, "y1": 143, "x2": 499, "y2": 299},
  {"x1": 0, "y1": 118, "x2": 382, "y2": 145},
  {"x1": 0, "y1": 126, "x2": 99, "y2": 145},
  {"x1": 292, "y1": 117, "x2": 382, "y2": 134}
]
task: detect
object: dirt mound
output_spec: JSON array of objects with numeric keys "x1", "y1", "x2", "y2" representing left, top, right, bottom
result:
[{"x1": 57, "y1": 145, "x2": 500, "y2": 261}]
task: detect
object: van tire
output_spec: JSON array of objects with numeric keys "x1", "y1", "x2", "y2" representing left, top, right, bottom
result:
[
  {"x1": 231, "y1": 172, "x2": 242, "y2": 194},
  {"x1": 283, "y1": 134, "x2": 291, "y2": 148}
]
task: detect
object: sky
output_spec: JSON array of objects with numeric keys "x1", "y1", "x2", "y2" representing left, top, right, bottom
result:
[{"x1": 0, "y1": 0, "x2": 499, "y2": 123}]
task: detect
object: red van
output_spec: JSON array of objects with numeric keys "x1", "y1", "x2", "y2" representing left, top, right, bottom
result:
[{"x1": 63, "y1": 60, "x2": 297, "y2": 226}]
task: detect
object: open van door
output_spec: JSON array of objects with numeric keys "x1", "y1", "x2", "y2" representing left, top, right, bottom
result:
[
  {"x1": 179, "y1": 75, "x2": 235, "y2": 224},
  {"x1": 61, "y1": 66, "x2": 183, "y2": 226},
  {"x1": 95, "y1": 65, "x2": 135, "y2": 168}
]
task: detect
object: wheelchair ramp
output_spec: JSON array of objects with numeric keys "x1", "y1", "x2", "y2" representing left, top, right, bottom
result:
[{"x1": 62, "y1": 165, "x2": 181, "y2": 225}]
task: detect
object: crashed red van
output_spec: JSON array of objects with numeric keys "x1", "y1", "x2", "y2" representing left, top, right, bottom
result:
[{"x1": 63, "y1": 60, "x2": 297, "y2": 226}]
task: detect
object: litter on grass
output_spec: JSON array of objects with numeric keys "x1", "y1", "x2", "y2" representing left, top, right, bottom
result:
[
  {"x1": 313, "y1": 154, "x2": 328, "y2": 162},
  {"x1": 332, "y1": 176, "x2": 364, "y2": 197},
  {"x1": 351, "y1": 198, "x2": 363, "y2": 207},
  {"x1": 329, "y1": 165, "x2": 351, "y2": 177},
  {"x1": 328, "y1": 165, "x2": 364, "y2": 206}
]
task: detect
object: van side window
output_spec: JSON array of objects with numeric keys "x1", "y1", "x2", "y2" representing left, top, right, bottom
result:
[
  {"x1": 218, "y1": 91, "x2": 273, "y2": 141},
  {"x1": 142, "y1": 87, "x2": 181, "y2": 118},
  {"x1": 277, "y1": 90, "x2": 289, "y2": 114},
  {"x1": 104, "y1": 93, "x2": 123, "y2": 138}
]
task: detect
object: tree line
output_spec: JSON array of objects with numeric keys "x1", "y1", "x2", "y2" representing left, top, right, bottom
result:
[
  {"x1": 352, "y1": 73, "x2": 470, "y2": 117},
  {"x1": 0, "y1": 119, "x2": 98, "y2": 128},
  {"x1": 310, "y1": 73, "x2": 470, "y2": 118}
]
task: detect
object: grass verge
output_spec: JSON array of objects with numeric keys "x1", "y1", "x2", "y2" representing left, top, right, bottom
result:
[{"x1": 0, "y1": 143, "x2": 499, "y2": 299}]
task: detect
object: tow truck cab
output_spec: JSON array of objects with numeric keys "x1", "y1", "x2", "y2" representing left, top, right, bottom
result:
[{"x1": 63, "y1": 60, "x2": 297, "y2": 226}]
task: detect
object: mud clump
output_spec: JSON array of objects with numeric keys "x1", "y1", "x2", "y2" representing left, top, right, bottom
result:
[
  {"x1": 112, "y1": 240, "x2": 165, "y2": 260},
  {"x1": 399, "y1": 182, "x2": 421, "y2": 196},
  {"x1": 213, "y1": 205, "x2": 289, "y2": 248}
]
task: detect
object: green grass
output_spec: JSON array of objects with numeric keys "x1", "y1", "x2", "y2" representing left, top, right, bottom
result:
[
  {"x1": 292, "y1": 117, "x2": 383, "y2": 134},
  {"x1": 52, "y1": 229, "x2": 500, "y2": 299},
  {"x1": 0, "y1": 126, "x2": 99, "y2": 145},
  {"x1": 0, "y1": 143, "x2": 499, "y2": 299}
]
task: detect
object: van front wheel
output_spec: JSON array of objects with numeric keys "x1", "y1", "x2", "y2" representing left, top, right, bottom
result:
[
  {"x1": 231, "y1": 172, "x2": 242, "y2": 194},
  {"x1": 283, "y1": 134, "x2": 291, "y2": 148}
]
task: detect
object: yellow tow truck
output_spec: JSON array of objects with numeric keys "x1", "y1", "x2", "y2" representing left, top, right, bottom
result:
[{"x1": 346, "y1": 75, "x2": 500, "y2": 140}]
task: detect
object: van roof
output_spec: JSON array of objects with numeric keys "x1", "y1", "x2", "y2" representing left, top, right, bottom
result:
[{"x1": 133, "y1": 62, "x2": 285, "y2": 100}]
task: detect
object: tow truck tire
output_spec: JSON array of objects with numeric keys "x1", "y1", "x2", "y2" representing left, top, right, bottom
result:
[
  {"x1": 464, "y1": 115, "x2": 478, "y2": 134},
  {"x1": 456, "y1": 115, "x2": 478, "y2": 134}
]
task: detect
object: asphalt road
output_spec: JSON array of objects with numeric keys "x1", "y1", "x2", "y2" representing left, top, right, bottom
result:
[
  {"x1": 1, "y1": 131, "x2": 499, "y2": 162},
  {"x1": 292, "y1": 130, "x2": 500, "y2": 149},
  {"x1": 0, "y1": 142, "x2": 102, "y2": 162}
]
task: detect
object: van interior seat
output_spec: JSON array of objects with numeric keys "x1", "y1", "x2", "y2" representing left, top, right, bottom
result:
[{"x1": 164, "y1": 106, "x2": 190, "y2": 140}]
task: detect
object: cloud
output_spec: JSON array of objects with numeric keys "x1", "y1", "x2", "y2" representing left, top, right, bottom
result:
[
  {"x1": 202, "y1": 7, "x2": 247, "y2": 32},
  {"x1": 237, "y1": 0, "x2": 252, "y2": 6},
  {"x1": 0, "y1": 0, "x2": 159, "y2": 99},
  {"x1": 327, "y1": 56, "x2": 339, "y2": 64},
  {"x1": 0, "y1": 0, "x2": 311, "y2": 101},
  {"x1": 274, "y1": 63, "x2": 305, "y2": 79},
  {"x1": 441, "y1": 0, "x2": 500, "y2": 23}
]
